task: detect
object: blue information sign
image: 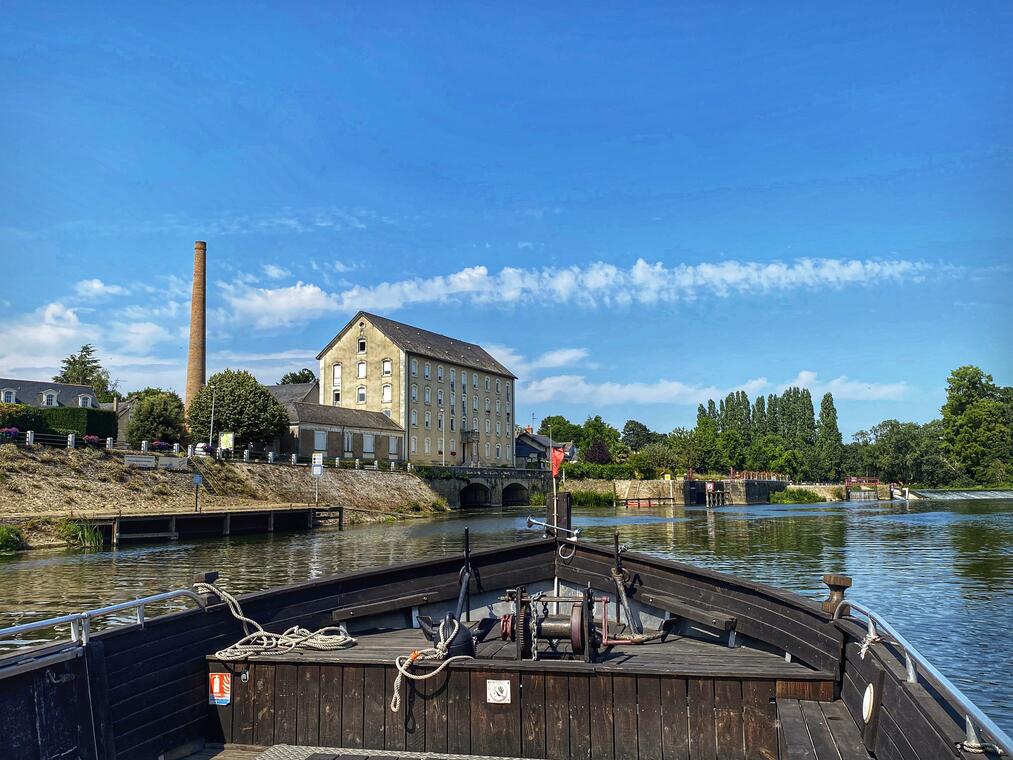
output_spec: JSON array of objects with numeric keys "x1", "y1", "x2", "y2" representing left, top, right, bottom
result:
[{"x1": 193, "y1": 473, "x2": 203, "y2": 486}]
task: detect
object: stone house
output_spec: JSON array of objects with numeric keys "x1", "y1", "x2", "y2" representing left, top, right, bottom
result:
[
  {"x1": 514, "y1": 429, "x2": 577, "y2": 469},
  {"x1": 266, "y1": 381, "x2": 405, "y2": 462},
  {"x1": 315, "y1": 312, "x2": 517, "y2": 467},
  {"x1": 0, "y1": 378, "x2": 99, "y2": 409}
]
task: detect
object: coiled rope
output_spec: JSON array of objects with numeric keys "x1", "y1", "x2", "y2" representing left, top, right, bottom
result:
[
  {"x1": 390, "y1": 617, "x2": 473, "y2": 712},
  {"x1": 193, "y1": 581, "x2": 356, "y2": 661}
]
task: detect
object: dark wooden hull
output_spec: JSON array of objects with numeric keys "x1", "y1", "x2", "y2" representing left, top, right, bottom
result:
[{"x1": 0, "y1": 537, "x2": 999, "y2": 760}]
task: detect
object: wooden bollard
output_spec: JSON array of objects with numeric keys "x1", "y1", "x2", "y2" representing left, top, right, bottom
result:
[
  {"x1": 194, "y1": 571, "x2": 221, "y2": 606},
  {"x1": 821, "y1": 573, "x2": 852, "y2": 615}
]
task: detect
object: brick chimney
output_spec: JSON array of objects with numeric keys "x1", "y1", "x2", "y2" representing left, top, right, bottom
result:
[
  {"x1": 525, "y1": 425, "x2": 533, "y2": 434},
  {"x1": 185, "y1": 241, "x2": 207, "y2": 407}
]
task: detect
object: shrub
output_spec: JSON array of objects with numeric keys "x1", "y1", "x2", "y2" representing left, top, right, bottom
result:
[
  {"x1": 58, "y1": 520, "x2": 103, "y2": 548},
  {"x1": 529, "y1": 491, "x2": 547, "y2": 506},
  {"x1": 38, "y1": 407, "x2": 117, "y2": 438},
  {"x1": 83, "y1": 434, "x2": 101, "y2": 445},
  {"x1": 559, "y1": 461, "x2": 637, "y2": 480},
  {"x1": 0, "y1": 524, "x2": 27, "y2": 552},
  {"x1": 567, "y1": 490, "x2": 614, "y2": 507},
  {"x1": 127, "y1": 391, "x2": 185, "y2": 446},
  {"x1": 0, "y1": 403, "x2": 46, "y2": 431},
  {"x1": 770, "y1": 487, "x2": 825, "y2": 504},
  {"x1": 0, "y1": 426, "x2": 19, "y2": 442}
]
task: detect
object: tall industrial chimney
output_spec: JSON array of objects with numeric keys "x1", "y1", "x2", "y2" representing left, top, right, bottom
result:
[{"x1": 185, "y1": 240, "x2": 207, "y2": 406}]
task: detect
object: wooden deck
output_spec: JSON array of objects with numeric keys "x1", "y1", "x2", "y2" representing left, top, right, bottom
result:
[
  {"x1": 777, "y1": 699, "x2": 872, "y2": 759},
  {"x1": 224, "y1": 623, "x2": 831, "y2": 680}
]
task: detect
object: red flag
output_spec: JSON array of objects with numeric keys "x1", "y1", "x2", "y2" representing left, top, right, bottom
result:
[{"x1": 551, "y1": 446, "x2": 566, "y2": 477}]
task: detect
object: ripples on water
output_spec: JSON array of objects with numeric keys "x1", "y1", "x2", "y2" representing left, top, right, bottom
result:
[{"x1": 1, "y1": 498, "x2": 1010, "y2": 731}]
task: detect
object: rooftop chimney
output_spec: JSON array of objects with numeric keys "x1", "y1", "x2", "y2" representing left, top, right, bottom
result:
[{"x1": 185, "y1": 241, "x2": 207, "y2": 407}]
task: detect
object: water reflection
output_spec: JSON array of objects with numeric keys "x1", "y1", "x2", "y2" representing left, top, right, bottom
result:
[{"x1": 0, "y1": 498, "x2": 1010, "y2": 731}]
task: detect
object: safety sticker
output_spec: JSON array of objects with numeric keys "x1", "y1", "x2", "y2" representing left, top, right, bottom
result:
[{"x1": 209, "y1": 673, "x2": 232, "y2": 706}]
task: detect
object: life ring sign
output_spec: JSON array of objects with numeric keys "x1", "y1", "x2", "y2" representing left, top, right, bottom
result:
[{"x1": 209, "y1": 673, "x2": 232, "y2": 706}]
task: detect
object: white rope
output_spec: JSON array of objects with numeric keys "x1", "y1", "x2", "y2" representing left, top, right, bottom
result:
[
  {"x1": 859, "y1": 629, "x2": 883, "y2": 659},
  {"x1": 194, "y1": 581, "x2": 356, "y2": 661},
  {"x1": 390, "y1": 617, "x2": 473, "y2": 712}
]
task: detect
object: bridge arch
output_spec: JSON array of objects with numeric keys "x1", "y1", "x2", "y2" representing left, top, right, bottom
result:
[
  {"x1": 460, "y1": 482, "x2": 492, "y2": 508},
  {"x1": 502, "y1": 482, "x2": 530, "y2": 506}
]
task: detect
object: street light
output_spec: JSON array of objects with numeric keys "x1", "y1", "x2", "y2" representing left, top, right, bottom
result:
[{"x1": 208, "y1": 384, "x2": 217, "y2": 449}]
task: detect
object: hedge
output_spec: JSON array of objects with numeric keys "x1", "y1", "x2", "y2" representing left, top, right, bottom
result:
[
  {"x1": 559, "y1": 461, "x2": 637, "y2": 480},
  {"x1": 0, "y1": 403, "x2": 116, "y2": 438}
]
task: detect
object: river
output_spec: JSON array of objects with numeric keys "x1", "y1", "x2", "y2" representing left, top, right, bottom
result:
[{"x1": 2, "y1": 497, "x2": 1011, "y2": 732}]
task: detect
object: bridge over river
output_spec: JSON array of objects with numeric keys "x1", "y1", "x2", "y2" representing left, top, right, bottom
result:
[{"x1": 418, "y1": 466, "x2": 551, "y2": 508}]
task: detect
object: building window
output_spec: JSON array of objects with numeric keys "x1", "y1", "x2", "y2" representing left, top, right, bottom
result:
[
  {"x1": 473, "y1": 396, "x2": 478, "y2": 411},
  {"x1": 332, "y1": 362, "x2": 342, "y2": 385},
  {"x1": 450, "y1": 416, "x2": 455, "y2": 431},
  {"x1": 496, "y1": 444, "x2": 502, "y2": 460},
  {"x1": 424, "y1": 362, "x2": 431, "y2": 379},
  {"x1": 485, "y1": 442, "x2": 491, "y2": 458},
  {"x1": 485, "y1": 398, "x2": 491, "y2": 412},
  {"x1": 383, "y1": 409, "x2": 391, "y2": 417},
  {"x1": 505, "y1": 382, "x2": 511, "y2": 401},
  {"x1": 496, "y1": 400, "x2": 501, "y2": 415},
  {"x1": 356, "y1": 361, "x2": 367, "y2": 379},
  {"x1": 382, "y1": 384, "x2": 392, "y2": 403},
  {"x1": 45, "y1": 393, "x2": 56, "y2": 407},
  {"x1": 344, "y1": 431, "x2": 353, "y2": 453},
  {"x1": 485, "y1": 419, "x2": 491, "y2": 434},
  {"x1": 472, "y1": 374, "x2": 478, "y2": 389},
  {"x1": 437, "y1": 389, "x2": 444, "y2": 405},
  {"x1": 411, "y1": 384, "x2": 418, "y2": 402},
  {"x1": 496, "y1": 421, "x2": 501, "y2": 435},
  {"x1": 473, "y1": 416, "x2": 478, "y2": 432},
  {"x1": 485, "y1": 376, "x2": 490, "y2": 391},
  {"x1": 450, "y1": 369, "x2": 456, "y2": 389},
  {"x1": 411, "y1": 410, "x2": 417, "y2": 426},
  {"x1": 357, "y1": 337, "x2": 367, "y2": 353},
  {"x1": 425, "y1": 437, "x2": 432, "y2": 454},
  {"x1": 333, "y1": 389, "x2": 341, "y2": 405},
  {"x1": 496, "y1": 379, "x2": 501, "y2": 393},
  {"x1": 424, "y1": 411, "x2": 431, "y2": 429},
  {"x1": 437, "y1": 414, "x2": 444, "y2": 431},
  {"x1": 424, "y1": 387, "x2": 431, "y2": 404},
  {"x1": 389, "y1": 436, "x2": 398, "y2": 454},
  {"x1": 450, "y1": 438, "x2": 456, "y2": 452},
  {"x1": 450, "y1": 391, "x2": 455, "y2": 407},
  {"x1": 382, "y1": 358, "x2": 392, "y2": 376},
  {"x1": 411, "y1": 358, "x2": 418, "y2": 376},
  {"x1": 314, "y1": 430, "x2": 327, "y2": 451},
  {"x1": 411, "y1": 436, "x2": 417, "y2": 453},
  {"x1": 363, "y1": 434, "x2": 375, "y2": 454},
  {"x1": 78, "y1": 396, "x2": 90, "y2": 408},
  {"x1": 1, "y1": 390, "x2": 12, "y2": 403},
  {"x1": 461, "y1": 371, "x2": 467, "y2": 388},
  {"x1": 437, "y1": 365, "x2": 444, "y2": 382},
  {"x1": 462, "y1": 393, "x2": 467, "y2": 412},
  {"x1": 356, "y1": 386, "x2": 366, "y2": 404}
]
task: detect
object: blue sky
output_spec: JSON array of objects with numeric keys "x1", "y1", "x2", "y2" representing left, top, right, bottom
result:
[{"x1": 2, "y1": 2, "x2": 1011, "y2": 437}]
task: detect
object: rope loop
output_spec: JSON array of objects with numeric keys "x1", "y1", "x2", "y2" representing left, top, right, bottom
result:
[
  {"x1": 390, "y1": 617, "x2": 474, "y2": 712},
  {"x1": 193, "y1": 581, "x2": 356, "y2": 661}
]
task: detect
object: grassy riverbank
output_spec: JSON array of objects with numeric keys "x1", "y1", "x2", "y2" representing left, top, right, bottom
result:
[{"x1": 0, "y1": 444, "x2": 448, "y2": 551}]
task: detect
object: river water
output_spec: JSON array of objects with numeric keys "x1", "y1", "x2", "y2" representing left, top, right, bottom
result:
[{"x1": 1, "y1": 498, "x2": 1011, "y2": 732}]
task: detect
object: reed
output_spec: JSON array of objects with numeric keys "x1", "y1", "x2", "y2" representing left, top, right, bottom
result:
[
  {"x1": 58, "y1": 520, "x2": 103, "y2": 548},
  {"x1": 0, "y1": 524, "x2": 27, "y2": 552}
]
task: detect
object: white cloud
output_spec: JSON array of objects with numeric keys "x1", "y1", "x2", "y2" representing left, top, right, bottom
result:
[
  {"x1": 262, "y1": 264, "x2": 290, "y2": 280},
  {"x1": 221, "y1": 256, "x2": 932, "y2": 330},
  {"x1": 486, "y1": 345, "x2": 591, "y2": 376},
  {"x1": 779, "y1": 370, "x2": 908, "y2": 401},
  {"x1": 74, "y1": 279, "x2": 128, "y2": 298},
  {"x1": 522, "y1": 374, "x2": 770, "y2": 406},
  {"x1": 222, "y1": 281, "x2": 338, "y2": 328},
  {"x1": 110, "y1": 322, "x2": 174, "y2": 354}
]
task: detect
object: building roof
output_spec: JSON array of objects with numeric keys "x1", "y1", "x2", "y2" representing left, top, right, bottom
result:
[
  {"x1": 286, "y1": 402, "x2": 404, "y2": 432},
  {"x1": 0, "y1": 378, "x2": 99, "y2": 407},
  {"x1": 265, "y1": 381, "x2": 319, "y2": 406},
  {"x1": 316, "y1": 311, "x2": 516, "y2": 378}
]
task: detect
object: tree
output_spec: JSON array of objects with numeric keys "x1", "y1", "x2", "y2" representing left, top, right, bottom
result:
[
  {"x1": 279, "y1": 368, "x2": 317, "y2": 385},
  {"x1": 814, "y1": 393, "x2": 843, "y2": 482},
  {"x1": 629, "y1": 442, "x2": 679, "y2": 476},
  {"x1": 941, "y1": 366, "x2": 1012, "y2": 482},
  {"x1": 773, "y1": 449, "x2": 806, "y2": 481},
  {"x1": 745, "y1": 434, "x2": 787, "y2": 471},
  {"x1": 187, "y1": 370, "x2": 289, "y2": 447},
  {"x1": 54, "y1": 344, "x2": 119, "y2": 402},
  {"x1": 127, "y1": 391, "x2": 186, "y2": 445},
  {"x1": 717, "y1": 429, "x2": 746, "y2": 470},
  {"x1": 667, "y1": 427, "x2": 697, "y2": 474},
  {"x1": 692, "y1": 408, "x2": 723, "y2": 473},
  {"x1": 583, "y1": 439, "x2": 613, "y2": 464},
  {"x1": 537, "y1": 415, "x2": 583, "y2": 444},
  {"x1": 579, "y1": 415, "x2": 621, "y2": 454},
  {"x1": 621, "y1": 420, "x2": 658, "y2": 451}
]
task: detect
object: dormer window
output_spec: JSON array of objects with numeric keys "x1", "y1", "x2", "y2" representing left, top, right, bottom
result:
[
  {"x1": 1, "y1": 389, "x2": 14, "y2": 404},
  {"x1": 78, "y1": 395, "x2": 91, "y2": 408},
  {"x1": 357, "y1": 337, "x2": 367, "y2": 353},
  {"x1": 44, "y1": 392, "x2": 56, "y2": 407}
]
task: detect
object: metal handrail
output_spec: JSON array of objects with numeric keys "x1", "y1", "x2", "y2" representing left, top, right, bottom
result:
[
  {"x1": 835, "y1": 599, "x2": 1012, "y2": 756},
  {"x1": 0, "y1": 589, "x2": 206, "y2": 649}
]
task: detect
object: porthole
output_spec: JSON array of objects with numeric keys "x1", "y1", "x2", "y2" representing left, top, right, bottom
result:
[{"x1": 862, "y1": 682, "x2": 876, "y2": 723}]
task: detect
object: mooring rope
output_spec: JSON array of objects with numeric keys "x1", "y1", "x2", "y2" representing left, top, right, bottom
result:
[
  {"x1": 390, "y1": 617, "x2": 473, "y2": 712},
  {"x1": 193, "y1": 581, "x2": 356, "y2": 661}
]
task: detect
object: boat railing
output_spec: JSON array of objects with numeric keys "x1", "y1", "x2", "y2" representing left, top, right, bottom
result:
[
  {"x1": 835, "y1": 599, "x2": 1012, "y2": 756},
  {"x1": 0, "y1": 589, "x2": 206, "y2": 650}
]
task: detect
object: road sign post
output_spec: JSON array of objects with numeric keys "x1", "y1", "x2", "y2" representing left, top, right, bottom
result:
[
  {"x1": 193, "y1": 473, "x2": 203, "y2": 513},
  {"x1": 311, "y1": 459, "x2": 323, "y2": 505}
]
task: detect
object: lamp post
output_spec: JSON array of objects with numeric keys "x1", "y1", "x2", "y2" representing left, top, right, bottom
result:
[
  {"x1": 439, "y1": 407, "x2": 446, "y2": 466},
  {"x1": 208, "y1": 385, "x2": 217, "y2": 450}
]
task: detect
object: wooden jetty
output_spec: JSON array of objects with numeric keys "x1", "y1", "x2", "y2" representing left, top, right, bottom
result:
[{"x1": 0, "y1": 493, "x2": 1008, "y2": 760}]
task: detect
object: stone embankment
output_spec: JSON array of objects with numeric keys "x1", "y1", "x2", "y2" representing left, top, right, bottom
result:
[{"x1": 0, "y1": 445, "x2": 446, "y2": 547}]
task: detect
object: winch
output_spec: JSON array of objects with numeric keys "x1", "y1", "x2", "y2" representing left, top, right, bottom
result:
[{"x1": 495, "y1": 585, "x2": 606, "y2": 663}]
